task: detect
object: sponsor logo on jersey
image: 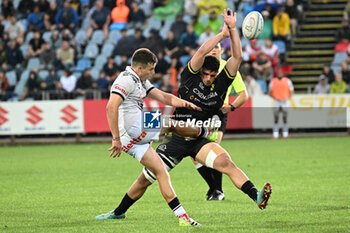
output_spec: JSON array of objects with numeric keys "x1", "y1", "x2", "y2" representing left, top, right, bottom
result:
[
  {"x1": 143, "y1": 111, "x2": 161, "y2": 129},
  {"x1": 122, "y1": 132, "x2": 147, "y2": 152},
  {"x1": 193, "y1": 88, "x2": 218, "y2": 100},
  {"x1": 114, "y1": 86, "x2": 128, "y2": 97}
]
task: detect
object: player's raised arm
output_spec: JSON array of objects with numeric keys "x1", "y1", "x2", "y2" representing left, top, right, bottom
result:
[
  {"x1": 189, "y1": 18, "x2": 229, "y2": 72},
  {"x1": 222, "y1": 8, "x2": 242, "y2": 77},
  {"x1": 147, "y1": 88, "x2": 202, "y2": 111}
]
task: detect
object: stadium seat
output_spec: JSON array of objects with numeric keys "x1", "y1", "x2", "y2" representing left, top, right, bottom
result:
[
  {"x1": 332, "y1": 52, "x2": 347, "y2": 65},
  {"x1": 38, "y1": 70, "x2": 49, "y2": 80},
  {"x1": 81, "y1": 17, "x2": 91, "y2": 30},
  {"x1": 257, "y1": 39, "x2": 265, "y2": 48},
  {"x1": 1, "y1": 20, "x2": 10, "y2": 27},
  {"x1": 160, "y1": 18, "x2": 174, "y2": 39},
  {"x1": 183, "y1": 15, "x2": 192, "y2": 24},
  {"x1": 115, "y1": 55, "x2": 122, "y2": 66},
  {"x1": 13, "y1": 70, "x2": 30, "y2": 97},
  {"x1": 13, "y1": 0, "x2": 20, "y2": 9},
  {"x1": 126, "y1": 28, "x2": 135, "y2": 36},
  {"x1": 106, "y1": 30, "x2": 121, "y2": 44},
  {"x1": 179, "y1": 55, "x2": 191, "y2": 67},
  {"x1": 199, "y1": 14, "x2": 209, "y2": 25},
  {"x1": 273, "y1": 40, "x2": 286, "y2": 54},
  {"x1": 5, "y1": 71, "x2": 17, "y2": 87},
  {"x1": 90, "y1": 30, "x2": 104, "y2": 45},
  {"x1": 27, "y1": 57, "x2": 40, "y2": 70},
  {"x1": 101, "y1": 43, "x2": 114, "y2": 57},
  {"x1": 90, "y1": 68, "x2": 100, "y2": 80},
  {"x1": 20, "y1": 44, "x2": 28, "y2": 58},
  {"x1": 94, "y1": 55, "x2": 107, "y2": 70},
  {"x1": 75, "y1": 29, "x2": 87, "y2": 46},
  {"x1": 75, "y1": 58, "x2": 91, "y2": 72},
  {"x1": 83, "y1": 43, "x2": 99, "y2": 59},
  {"x1": 256, "y1": 79, "x2": 267, "y2": 93},
  {"x1": 330, "y1": 65, "x2": 342, "y2": 74},
  {"x1": 25, "y1": 32, "x2": 34, "y2": 44},
  {"x1": 42, "y1": 31, "x2": 52, "y2": 42},
  {"x1": 74, "y1": 72, "x2": 82, "y2": 79}
]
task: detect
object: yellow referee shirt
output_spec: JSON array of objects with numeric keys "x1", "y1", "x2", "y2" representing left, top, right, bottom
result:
[{"x1": 219, "y1": 60, "x2": 246, "y2": 105}]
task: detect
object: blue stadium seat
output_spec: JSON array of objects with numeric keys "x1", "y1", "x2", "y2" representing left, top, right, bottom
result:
[
  {"x1": 101, "y1": 43, "x2": 114, "y2": 57},
  {"x1": 273, "y1": 40, "x2": 286, "y2": 54},
  {"x1": 115, "y1": 55, "x2": 122, "y2": 66},
  {"x1": 90, "y1": 68, "x2": 100, "y2": 80},
  {"x1": 332, "y1": 52, "x2": 347, "y2": 65},
  {"x1": 42, "y1": 31, "x2": 52, "y2": 42},
  {"x1": 107, "y1": 30, "x2": 121, "y2": 44},
  {"x1": 75, "y1": 29, "x2": 87, "y2": 46},
  {"x1": 5, "y1": 71, "x2": 17, "y2": 87},
  {"x1": 83, "y1": 43, "x2": 99, "y2": 59},
  {"x1": 38, "y1": 70, "x2": 49, "y2": 80},
  {"x1": 27, "y1": 57, "x2": 40, "y2": 70},
  {"x1": 14, "y1": 70, "x2": 30, "y2": 97},
  {"x1": 256, "y1": 79, "x2": 267, "y2": 94},
  {"x1": 90, "y1": 30, "x2": 104, "y2": 45},
  {"x1": 20, "y1": 44, "x2": 28, "y2": 58},
  {"x1": 76, "y1": 58, "x2": 91, "y2": 72},
  {"x1": 25, "y1": 32, "x2": 34, "y2": 44},
  {"x1": 94, "y1": 55, "x2": 107, "y2": 70}
]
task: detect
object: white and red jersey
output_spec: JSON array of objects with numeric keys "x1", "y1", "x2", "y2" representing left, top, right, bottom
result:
[
  {"x1": 262, "y1": 44, "x2": 280, "y2": 61},
  {"x1": 110, "y1": 66, "x2": 155, "y2": 140}
]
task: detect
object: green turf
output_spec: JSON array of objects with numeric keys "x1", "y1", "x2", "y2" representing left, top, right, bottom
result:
[{"x1": 0, "y1": 137, "x2": 349, "y2": 232}]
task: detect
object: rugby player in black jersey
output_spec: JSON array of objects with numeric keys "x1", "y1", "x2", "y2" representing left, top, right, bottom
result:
[{"x1": 106, "y1": 9, "x2": 272, "y2": 225}]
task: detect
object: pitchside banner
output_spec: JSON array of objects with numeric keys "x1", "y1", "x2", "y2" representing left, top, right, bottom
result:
[
  {"x1": 252, "y1": 94, "x2": 350, "y2": 129},
  {"x1": 0, "y1": 100, "x2": 84, "y2": 135}
]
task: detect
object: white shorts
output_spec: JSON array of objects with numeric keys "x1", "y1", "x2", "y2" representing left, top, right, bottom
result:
[
  {"x1": 120, "y1": 130, "x2": 160, "y2": 162},
  {"x1": 273, "y1": 100, "x2": 289, "y2": 117}
]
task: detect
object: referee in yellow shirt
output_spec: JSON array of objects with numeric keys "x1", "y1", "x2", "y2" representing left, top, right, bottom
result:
[{"x1": 192, "y1": 42, "x2": 249, "y2": 200}]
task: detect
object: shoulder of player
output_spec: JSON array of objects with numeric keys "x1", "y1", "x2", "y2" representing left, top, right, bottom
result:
[{"x1": 119, "y1": 70, "x2": 140, "y2": 84}]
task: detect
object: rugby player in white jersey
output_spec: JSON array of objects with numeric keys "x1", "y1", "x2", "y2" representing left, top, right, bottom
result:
[{"x1": 96, "y1": 48, "x2": 211, "y2": 226}]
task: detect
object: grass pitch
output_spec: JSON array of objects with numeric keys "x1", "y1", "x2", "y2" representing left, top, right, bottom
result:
[{"x1": 0, "y1": 137, "x2": 349, "y2": 233}]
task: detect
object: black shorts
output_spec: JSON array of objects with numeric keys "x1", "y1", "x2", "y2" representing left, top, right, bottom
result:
[
  {"x1": 156, "y1": 134, "x2": 212, "y2": 162},
  {"x1": 219, "y1": 114, "x2": 227, "y2": 133}
]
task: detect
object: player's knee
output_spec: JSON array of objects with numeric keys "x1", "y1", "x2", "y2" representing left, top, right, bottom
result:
[
  {"x1": 153, "y1": 167, "x2": 170, "y2": 180},
  {"x1": 214, "y1": 154, "x2": 236, "y2": 173}
]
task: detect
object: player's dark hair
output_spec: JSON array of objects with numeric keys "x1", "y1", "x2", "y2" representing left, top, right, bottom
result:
[
  {"x1": 202, "y1": 56, "x2": 220, "y2": 72},
  {"x1": 131, "y1": 48, "x2": 158, "y2": 68}
]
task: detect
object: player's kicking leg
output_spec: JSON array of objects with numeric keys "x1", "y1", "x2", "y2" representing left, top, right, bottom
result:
[
  {"x1": 194, "y1": 143, "x2": 272, "y2": 209},
  {"x1": 96, "y1": 146, "x2": 200, "y2": 226}
]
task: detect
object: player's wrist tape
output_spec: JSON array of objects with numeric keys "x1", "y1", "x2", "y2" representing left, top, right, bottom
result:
[
  {"x1": 230, "y1": 104, "x2": 236, "y2": 112},
  {"x1": 112, "y1": 137, "x2": 120, "y2": 141}
]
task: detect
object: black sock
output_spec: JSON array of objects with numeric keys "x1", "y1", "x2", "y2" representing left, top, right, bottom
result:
[
  {"x1": 168, "y1": 197, "x2": 186, "y2": 217},
  {"x1": 197, "y1": 166, "x2": 216, "y2": 193},
  {"x1": 114, "y1": 193, "x2": 136, "y2": 215},
  {"x1": 211, "y1": 168, "x2": 223, "y2": 192},
  {"x1": 241, "y1": 180, "x2": 258, "y2": 202}
]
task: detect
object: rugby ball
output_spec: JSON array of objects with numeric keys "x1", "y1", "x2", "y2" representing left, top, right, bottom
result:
[{"x1": 242, "y1": 11, "x2": 264, "y2": 40}]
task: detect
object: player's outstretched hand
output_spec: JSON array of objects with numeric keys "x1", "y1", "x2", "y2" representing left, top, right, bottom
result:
[
  {"x1": 108, "y1": 139, "x2": 122, "y2": 158},
  {"x1": 184, "y1": 101, "x2": 202, "y2": 111},
  {"x1": 221, "y1": 8, "x2": 236, "y2": 30}
]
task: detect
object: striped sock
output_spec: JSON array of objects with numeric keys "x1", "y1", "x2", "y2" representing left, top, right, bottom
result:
[
  {"x1": 197, "y1": 126, "x2": 209, "y2": 137},
  {"x1": 168, "y1": 197, "x2": 186, "y2": 217}
]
